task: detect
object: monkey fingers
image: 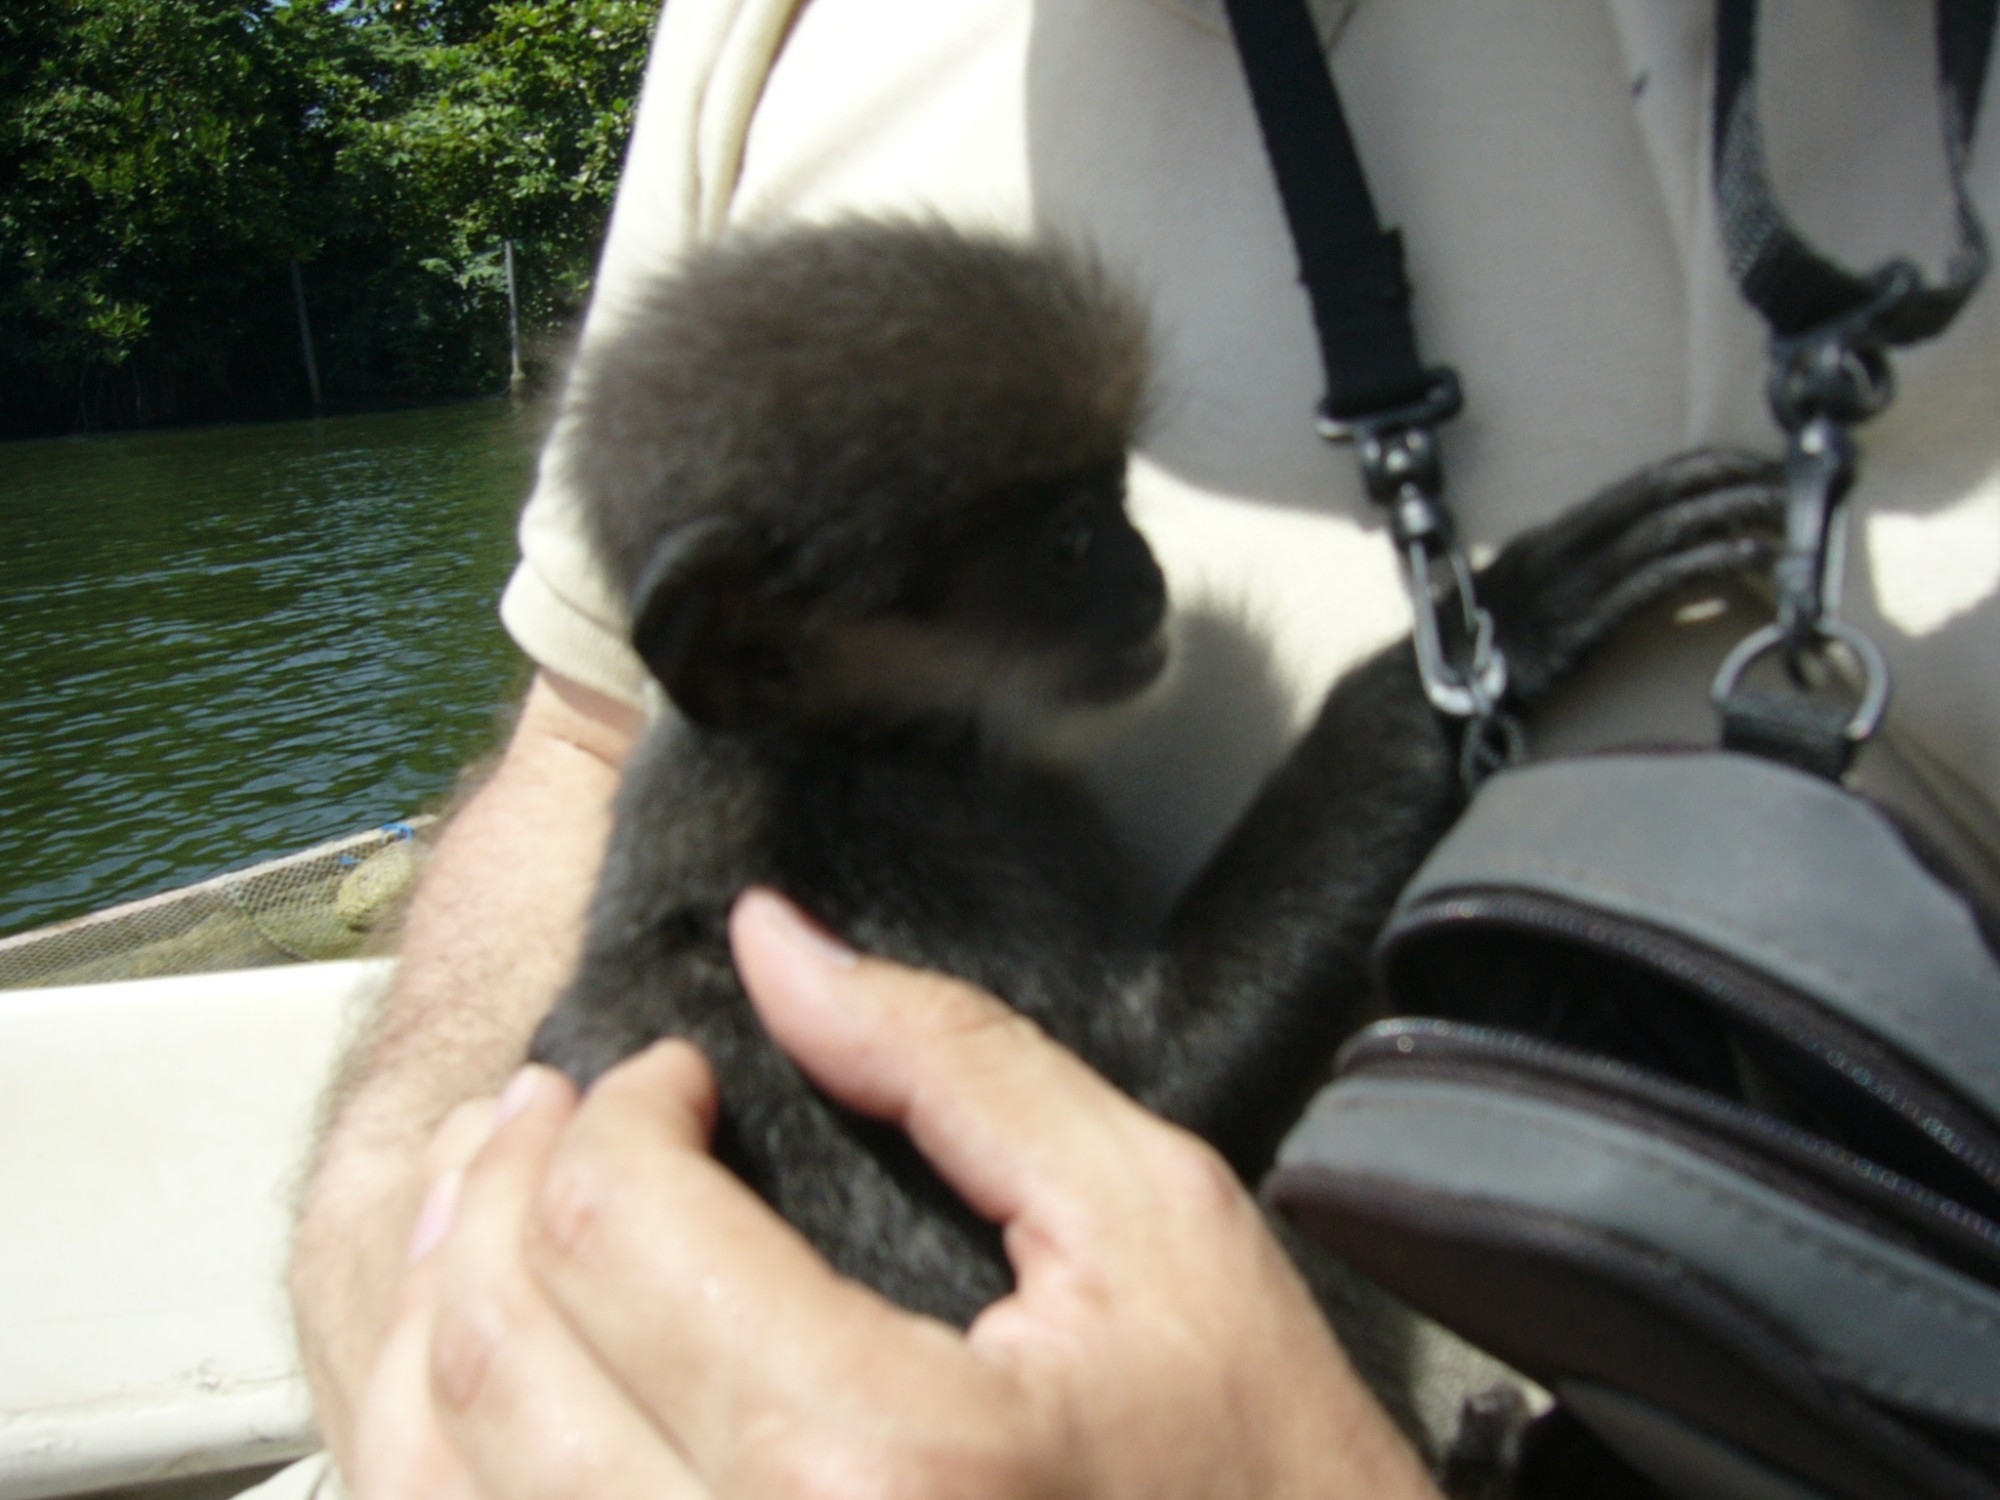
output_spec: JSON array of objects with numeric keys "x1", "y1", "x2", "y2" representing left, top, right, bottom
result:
[
  {"x1": 1481, "y1": 447, "x2": 1786, "y2": 704},
  {"x1": 1505, "y1": 446, "x2": 1779, "y2": 569}
]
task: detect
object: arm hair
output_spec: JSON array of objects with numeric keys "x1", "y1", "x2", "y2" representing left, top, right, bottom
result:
[{"x1": 288, "y1": 669, "x2": 641, "y2": 1466}]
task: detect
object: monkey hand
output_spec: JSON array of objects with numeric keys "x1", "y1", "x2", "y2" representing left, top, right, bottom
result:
[
  {"x1": 1475, "y1": 446, "x2": 1785, "y2": 707},
  {"x1": 349, "y1": 888, "x2": 1442, "y2": 1500}
]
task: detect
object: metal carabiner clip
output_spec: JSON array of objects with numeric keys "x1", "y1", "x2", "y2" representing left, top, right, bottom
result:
[
  {"x1": 1773, "y1": 415, "x2": 1857, "y2": 662},
  {"x1": 1403, "y1": 542, "x2": 1507, "y2": 720}
]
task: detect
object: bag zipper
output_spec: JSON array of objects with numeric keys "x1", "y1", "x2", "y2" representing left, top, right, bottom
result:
[
  {"x1": 1378, "y1": 888, "x2": 2000, "y2": 1208},
  {"x1": 1340, "y1": 1017, "x2": 2000, "y2": 1288}
]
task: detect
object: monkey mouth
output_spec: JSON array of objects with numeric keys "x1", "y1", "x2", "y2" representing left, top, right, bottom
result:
[{"x1": 1066, "y1": 632, "x2": 1169, "y2": 704}]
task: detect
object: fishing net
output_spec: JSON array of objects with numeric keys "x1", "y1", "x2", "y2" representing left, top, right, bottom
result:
[{"x1": 0, "y1": 820, "x2": 434, "y2": 991}]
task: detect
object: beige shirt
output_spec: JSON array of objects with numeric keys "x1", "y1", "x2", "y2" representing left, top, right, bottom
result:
[{"x1": 502, "y1": 0, "x2": 2000, "y2": 900}]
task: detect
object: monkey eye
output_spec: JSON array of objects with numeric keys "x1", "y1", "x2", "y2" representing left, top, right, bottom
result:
[{"x1": 1044, "y1": 505, "x2": 1096, "y2": 569}]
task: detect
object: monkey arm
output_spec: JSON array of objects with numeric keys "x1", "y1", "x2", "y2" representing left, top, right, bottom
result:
[
  {"x1": 288, "y1": 669, "x2": 639, "y2": 1468},
  {"x1": 1146, "y1": 644, "x2": 1459, "y2": 1178},
  {"x1": 1143, "y1": 450, "x2": 1786, "y2": 1180}
]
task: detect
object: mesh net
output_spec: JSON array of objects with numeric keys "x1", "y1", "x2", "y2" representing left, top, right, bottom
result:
[{"x1": 0, "y1": 820, "x2": 434, "y2": 991}]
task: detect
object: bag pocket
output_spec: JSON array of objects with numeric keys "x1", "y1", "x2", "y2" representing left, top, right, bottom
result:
[
  {"x1": 1270, "y1": 1024, "x2": 2000, "y2": 1500},
  {"x1": 1269, "y1": 751, "x2": 2000, "y2": 1500}
]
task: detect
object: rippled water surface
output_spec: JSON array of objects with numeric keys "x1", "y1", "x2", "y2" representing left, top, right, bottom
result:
[{"x1": 1, "y1": 401, "x2": 536, "y2": 936}]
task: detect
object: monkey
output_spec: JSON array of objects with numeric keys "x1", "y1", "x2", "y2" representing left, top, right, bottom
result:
[{"x1": 528, "y1": 218, "x2": 1784, "y2": 1327}]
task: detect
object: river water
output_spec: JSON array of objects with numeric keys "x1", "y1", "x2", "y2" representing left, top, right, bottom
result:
[{"x1": 0, "y1": 401, "x2": 538, "y2": 938}]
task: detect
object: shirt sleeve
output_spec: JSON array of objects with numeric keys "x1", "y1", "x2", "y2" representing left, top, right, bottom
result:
[{"x1": 498, "y1": 0, "x2": 803, "y2": 708}]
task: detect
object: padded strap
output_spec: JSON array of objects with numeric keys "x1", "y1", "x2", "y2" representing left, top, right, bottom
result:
[
  {"x1": 1714, "y1": 0, "x2": 1994, "y2": 344},
  {"x1": 1218, "y1": 0, "x2": 1433, "y2": 419}
]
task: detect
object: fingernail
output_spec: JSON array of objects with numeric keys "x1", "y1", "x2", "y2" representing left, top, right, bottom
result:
[
  {"x1": 407, "y1": 1168, "x2": 463, "y2": 1263},
  {"x1": 743, "y1": 887, "x2": 856, "y2": 969},
  {"x1": 495, "y1": 1065, "x2": 546, "y2": 1124}
]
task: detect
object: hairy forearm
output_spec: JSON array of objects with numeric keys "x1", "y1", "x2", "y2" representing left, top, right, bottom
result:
[{"x1": 289, "y1": 670, "x2": 640, "y2": 1467}]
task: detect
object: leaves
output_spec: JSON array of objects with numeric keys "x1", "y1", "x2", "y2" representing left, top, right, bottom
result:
[{"x1": 0, "y1": 0, "x2": 657, "y2": 434}]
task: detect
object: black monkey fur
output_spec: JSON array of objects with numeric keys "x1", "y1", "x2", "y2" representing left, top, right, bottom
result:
[{"x1": 530, "y1": 219, "x2": 1784, "y2": 1327}]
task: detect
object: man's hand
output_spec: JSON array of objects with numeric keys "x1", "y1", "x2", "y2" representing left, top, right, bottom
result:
[
  {"x1": 289, "y1": 670, "x2": 640, "y2": 1468},
  {"x1": 351, "y1": 888, "x2": 1442, "y2": 1500}
]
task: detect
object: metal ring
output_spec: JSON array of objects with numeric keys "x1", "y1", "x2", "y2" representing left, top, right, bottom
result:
[{"x1": 1710, "y1": 619, "x2": 1892, "y2": 743}]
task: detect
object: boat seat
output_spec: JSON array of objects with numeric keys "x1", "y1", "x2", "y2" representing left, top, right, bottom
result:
[{"x1": 0, "y1": 961, "x2": 389, "y2": 1500}]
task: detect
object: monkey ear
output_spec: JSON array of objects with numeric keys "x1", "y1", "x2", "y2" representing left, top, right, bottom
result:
[{"x1": 628, "y1": 517, "x2": 803, "y2": 729}]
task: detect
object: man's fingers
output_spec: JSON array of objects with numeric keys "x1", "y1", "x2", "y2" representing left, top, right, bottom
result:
[
  {"x1": 522, "y1": 1040, "x2": 992, "y2": 1489},
  {"x1": 425, "y1": 1065, "x2": 704, "y2": 1500},
  {"x1": 423, "y1": 1098, "x2": 501, "y2": 1181},
  {"x1": 727, "y1": 887, "x2": 1167, "y2": 1236},
  {"x1": 347, "y1": 1260, "x2": 486, "y2": 1500}
]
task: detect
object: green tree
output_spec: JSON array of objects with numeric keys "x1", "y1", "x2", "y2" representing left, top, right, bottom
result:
[
  {"x1": 0, "y1": 0, "x2": 656, "y2": 436},
  {"x1": 1, "y1": 0, "x2": 318, "y2": 426},
  {"x1": 354, "y1": 0, "x2": 658, "y2": 332}
]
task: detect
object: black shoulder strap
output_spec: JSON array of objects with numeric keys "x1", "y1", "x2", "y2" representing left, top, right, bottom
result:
[
  {"x1": 1217, "y1": 0, "x2": 1432, "y2": 421},
  {"x1": 1709, "y1": 0, "x2": 1994, "y2": 776},
  {"x1": 1226, "y1": 0, "x2": 1998, "y2": 442},
  {"x1": 1222, "y1": 0, "x2": 1515, "y2": 784},
  {"x1": 1714, "y1": 0, "x2": 1995, "y2": 347},
  {"x1": 1224, "y1": 0, "x2": 1995, "y2": 783}
]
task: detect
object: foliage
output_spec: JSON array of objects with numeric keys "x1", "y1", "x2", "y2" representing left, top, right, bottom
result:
[
  {"x1": 0, "y1": 0, "x2": 658, "y2": 435},
  {"x1": 359, "y1": 0, "x2": 656, "y2": 327}
]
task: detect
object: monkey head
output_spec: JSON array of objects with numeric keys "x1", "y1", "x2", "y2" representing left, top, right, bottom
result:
[{"x1": 560, "y1": 219, "x2": 1165, "y2": 732}]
